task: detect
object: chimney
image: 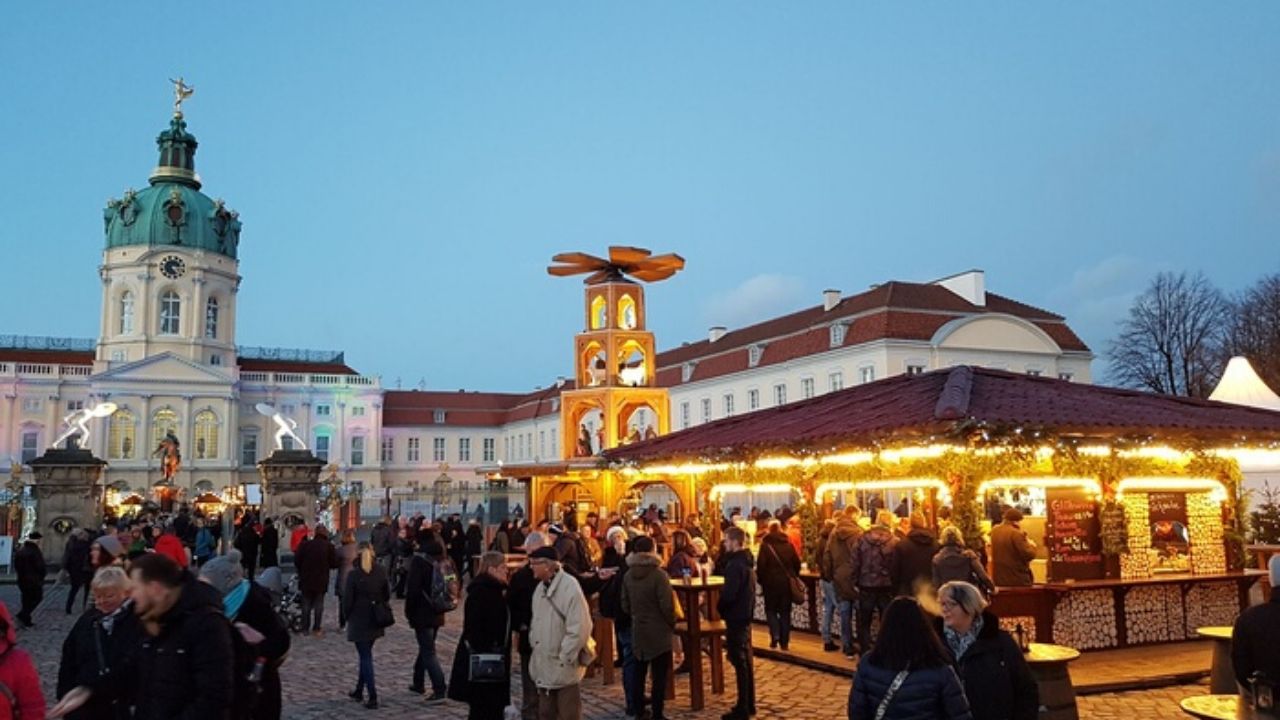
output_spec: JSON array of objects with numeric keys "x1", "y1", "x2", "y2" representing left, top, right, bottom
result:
[
  {"x1": 555, "y1": 376, "x2": 566, "y2": 388},
  {"x1": 934, "y1": 270, "x2": 986, "y2": 307},
  {"x1": 823, "y1": 289, "x2": 841, "y2": 312},
  {"x1": 709, "y1": 326, "x2": 727, "y2": 343}
]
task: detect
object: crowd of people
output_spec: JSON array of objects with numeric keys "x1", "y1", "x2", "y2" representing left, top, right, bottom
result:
[{"x1": 0, "y1": 498, "x2": 1268, "y2": 720}]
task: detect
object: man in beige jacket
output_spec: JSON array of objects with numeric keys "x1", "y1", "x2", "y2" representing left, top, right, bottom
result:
[{"x1": 529, "y1": 546, "x2": 594, "y2": 720}]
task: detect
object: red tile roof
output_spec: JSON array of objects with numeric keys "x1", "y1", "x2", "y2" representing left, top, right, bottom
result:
[
  {"x1": 604, "y1": 366, "x2": 1280, "y2": 464},
  {"x1": 383, "y1": 383, "x2": 575, "y2": 427},
  {"x1": 0, "y1": 348, "x2": 93, "y2": 365},
  {"x1": 652, "y1": 281, "x2": 1088, "y2": 389}
]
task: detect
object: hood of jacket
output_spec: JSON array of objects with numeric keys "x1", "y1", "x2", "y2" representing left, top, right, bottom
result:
[
  {"x1": 832, "y1": 518, "x2": 861, "y2": 542},
  {"x1": 626, "y1": 551, "x2": 662, "y2": 580},
  {"x1": 863, "y1": 526, "x2": 894, "y2": 546},
  {"x1": 906, "y1": 528, "x2": 937, "y2": 546}
]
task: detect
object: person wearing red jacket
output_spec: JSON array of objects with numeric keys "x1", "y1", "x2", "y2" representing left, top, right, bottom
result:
[
  {"x1": 0, "y1": 600, "x2": 46, "y2": 719},
  {"x1": 289, "y1": 522, "x2": 309, "y2": 554},
  {"x1": 154, "y1": 527, "x2": 188, "y2": 568}
]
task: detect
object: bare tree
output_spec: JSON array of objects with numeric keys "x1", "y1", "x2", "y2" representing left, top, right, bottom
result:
[
  {"x1": 1224, "y1": 273, "x2": 1280, "y2": 394},
  {"x1": 1108, "y1": 271, "x2": 1230, "y2": 397}
]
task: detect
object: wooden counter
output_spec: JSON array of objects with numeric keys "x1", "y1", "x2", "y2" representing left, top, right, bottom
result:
[{"x1": 989, "y1": 572, "x2": 1258, "y2": 650}]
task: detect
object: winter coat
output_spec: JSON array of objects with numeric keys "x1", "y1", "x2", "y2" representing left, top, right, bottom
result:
[
  {"x1": 716, "y1": 548, "x2": 756, "y2": 626},
  {"x1": 1231, "y1": 591, "x2": 1280, "y2": 689},
  {"x1": 825, "y1": 517, "x2": 864, "y2": 600},
  {"x1": 229, "y1": 582, "x2": 291, "y2": 720},
  {"x1": 335, "y1": 542, "x2": 357, "y2": 595},
  {"x1": 132, "y1": 576, "x2": 236, "y2": 720},
  {"x1": 404, "y1": 554, "x2": 445, "y2": 629},
  {"x1": 786, "y1": 526, "x2": 804, "y2": 558},
  {"x1": 14, "y1": 541, "x2": 45, "y2": 591},
  {"x1": 848, "y1": 660, "x2": 972, "y2": 720},
  {"x1": 529, "y1": 569, "x2": 592, "y2": 690},
  {"x1": 258, "y1": 525, "x2": 280, "y2": 569},
  {"x1": 553, "y1": 531, "x2": 591, "y2": 577},
  {"x1": 63, "y1": 536, "x2": 92, "y2": 584},
  {"x1": 621, "y1": 552, "x2": 675, "y2": 661},
  {"x1": 343, "y1": 563, "x2": 391, "y2": 644},
  {"x1": 0, "y1": 602, "x2": 45, "y2": 720},
  {"x1": 665, "y1": 546, "x2": 697, "y2": 580},
  {"x1": 447, "y1": 572, "x2": 511, "y2": 704},
  {"x1": 293, "y1": 535, "x2": 337, "y2": 597},
  {"x1": 491, "y1": 531, "x2": 511, "y2": 554},
  {"x1": 935, "y1": 612, "x2": 1038, "y2": 720},
  {"x1": 58, "y1": 604, "x2": 142, "y2": 720},
  {"x1": 465, "y1": 525, "x2": 484, "y2": 557},
  {"x1": 195, "y1": 529, "x2": 215, "y2": 561},
  {"x1": 893, "y1": 528, "x2": 939, "y2": 596},
  {"x1": 507, "y1": 563, "x2": 537, "y2": 656},
  {"x1": 932, "y1": 545, "x2": 995, "y2": 597},
  {"x1": 816, "y1": 524, "x2": 835, "y2": 581},
  {"x1": 851, "y1": 526, "x2": 898, "y2": 591},
  {"x1": 370, "y1": 522, "x2": 394, "y2": 557},
  {"x1": 990, "y1": 522, "x2": 1036, "y2": 587},
  {"x1": 234, "y1": 527, "x2": 260, "y2": 567},
  {"x1": 756, "y1": 531, "x2": 802, "y2": 611},
  {"x1": 288, "y1": 526, "x2": 308, "y2": 554}
]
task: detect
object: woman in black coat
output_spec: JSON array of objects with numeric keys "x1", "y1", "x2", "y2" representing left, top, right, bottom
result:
[
  {"x1": 343, "y1": 543, "x2": 391, "y2": 709},
  {"x1": 448, "y1": 552, "x2": 511, "y2": 720},
  {"x1": 936, "y1": 581, "x2": 1038, "y2": 720},
  {"x1": 56, "y1": 566, "x2": 141, "y2": 720},
  {"x1": 755, "y1": 522, "x2": 801, "y2": 650}
]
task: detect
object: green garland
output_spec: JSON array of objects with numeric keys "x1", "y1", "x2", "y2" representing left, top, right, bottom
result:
[{"x1": 687, "y1": 445, "x2": 1248, "y2": 570}]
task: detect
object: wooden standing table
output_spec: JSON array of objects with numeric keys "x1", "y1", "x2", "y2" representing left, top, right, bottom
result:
[
  {"x1": 1180, "y1": 694, "x2": 1263, "y2": 719},
  {"x1": 1197, "y1": 626, "x2": 1237, "y2": 695},
  {"x1": 1025, "y1": 642, "x2": 1081, "y2": 720},
  {"x1": 671, "y1": 575, "x2": 726, "y2": 711}
]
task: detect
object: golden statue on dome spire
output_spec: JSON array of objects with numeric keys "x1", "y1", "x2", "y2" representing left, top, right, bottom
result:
[{"x1": 169, "y1": 76, "x2": 194, "y2": 117}]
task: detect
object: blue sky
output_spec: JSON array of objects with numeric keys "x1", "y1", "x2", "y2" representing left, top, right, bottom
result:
[{"x1": 2, "y1": 4, "x2": 1276, "y2": 391}]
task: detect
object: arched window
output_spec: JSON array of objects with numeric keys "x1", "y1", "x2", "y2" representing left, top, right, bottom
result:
[
  {"x1": 618, "y1": 294, "x2": 637, "y2": 330},
  {"x1": 152, "y1": 408, "x2": 178, "y2": 448},
  {"x1": 119, "y1": 291, "x2": 135, "y2": 335},
  {"x1": 589, "y1": 295, "x2": 607, "y2": 330},
  {"x1": 108, "y1": 409, "x2": 136, "y2": 459},
  {"x1": 193, "y1": 410, "x2": 218, "y2": 459},
  {"x1": 159, "y1": 291, "x2": 181, "y2": 335},
  {"x1": 205, "y1": 297, "x2": 218, "y2": 339}
]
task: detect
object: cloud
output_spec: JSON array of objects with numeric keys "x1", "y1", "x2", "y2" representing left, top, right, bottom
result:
[
  {"x1": 702, "y1": 273, "x2": 807, "y2": 329},
  {"x1": 1047, "y1": 255, "x2": 1172, "y2": 374}
]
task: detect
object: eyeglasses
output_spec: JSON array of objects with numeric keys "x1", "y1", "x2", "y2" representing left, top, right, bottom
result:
[{"x1": 940, "y1": 599, "x2": 960, "y2": 611}]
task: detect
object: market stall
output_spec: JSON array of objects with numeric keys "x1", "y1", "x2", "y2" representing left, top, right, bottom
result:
[{"x1": 604, "y1": 366, "x2": 1280, "y2": 650}]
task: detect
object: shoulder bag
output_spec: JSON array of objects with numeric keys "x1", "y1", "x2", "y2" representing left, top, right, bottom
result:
[
  {"x1": 468, "y1": 608, "x2": 512, "y2": 683},
  {"x1": 765, "y1": 542, "x2": 807, "y2": 605},
  {"x1": 873, "y1": 668, "x2": 910, "y2": 720}
]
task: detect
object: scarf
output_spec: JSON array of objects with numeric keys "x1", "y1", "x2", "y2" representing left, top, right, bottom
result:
[
  {"x1": 944, "y1": 614, "x2": 983, "y2": 660},
  {"x1": 223, "y1": 579, "x2": 250, "y2": 621}
]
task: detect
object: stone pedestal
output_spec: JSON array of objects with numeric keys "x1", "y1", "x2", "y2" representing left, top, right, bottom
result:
[
  {"x1": 28, "y1": 448, "x2": 107, "y2": 561},
  {"x1": 257, "y1": 450, "x2": 325, "y2": 528}
]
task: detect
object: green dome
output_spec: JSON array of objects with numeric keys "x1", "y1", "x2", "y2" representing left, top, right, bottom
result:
[{"x1": 103, "y1": 115, "x2": 241, "y2": 259}]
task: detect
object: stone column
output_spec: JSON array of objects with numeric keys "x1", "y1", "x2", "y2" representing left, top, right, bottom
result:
[
  {"x1": 257, "y1": 449, "x2": 324, "y2": 529},
  {"x1": 29, "y1": 447, "x2": 107, "y2": 560}
]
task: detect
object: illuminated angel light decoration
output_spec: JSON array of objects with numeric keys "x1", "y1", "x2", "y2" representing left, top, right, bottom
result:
[
  {"x1": 255, "y1": 403, "x2": 307, "y2": 451},
  {"x1": 50, "y1": 402, "x2": 119, "y2": 449}
]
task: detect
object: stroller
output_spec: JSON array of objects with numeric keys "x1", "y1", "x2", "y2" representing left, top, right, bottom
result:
[{"x1": 266, "y1": 571, "x2": 307, "y2": 634}]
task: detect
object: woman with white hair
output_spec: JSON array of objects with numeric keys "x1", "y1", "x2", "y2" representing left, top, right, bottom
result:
[
  {"x1": 935, "y1": 581, "x2": 1038, "y2": 720},
  {"x1": 56, "y1": 566, "x2": 141, "y2": 720},
  {"x1": 933, "y1": 525, "x2": 995, "y2": 598}
]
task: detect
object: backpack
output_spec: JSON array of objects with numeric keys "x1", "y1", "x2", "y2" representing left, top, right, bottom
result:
[
  {"x1": 427, "y1": 557, "x2": 460, "y2": 613},
  {"x1": 857, "y1": 534, "x2": 895, "y2": 588}
]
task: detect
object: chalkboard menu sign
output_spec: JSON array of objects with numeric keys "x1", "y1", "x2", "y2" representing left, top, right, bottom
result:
[
  {"x1": 1148, "y1": 491, "x2": 1190, "y2": 553},
  {"x1": 1045, "y1": 487, "x2": 1104, "y2": 580}
]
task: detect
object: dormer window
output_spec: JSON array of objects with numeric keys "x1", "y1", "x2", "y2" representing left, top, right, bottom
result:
[
  {"x1": 829, "y1": 323, "x2": 847, "y2": 348},
  {"x1": 748, "y1": 344, "x2": 765, "y2": 368},
  {"x1": 434, "y1": 409, "x2": 446, "y2": 424},
  {"x1": 681, "y1": 362, "x2": 696, "y2": 383}
]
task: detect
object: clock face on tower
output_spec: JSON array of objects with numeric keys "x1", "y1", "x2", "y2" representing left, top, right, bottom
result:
[{"x1": 160, "y1": 255, "x2": 186, "y2": 279}]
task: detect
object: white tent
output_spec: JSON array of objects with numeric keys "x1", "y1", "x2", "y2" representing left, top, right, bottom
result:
[{"x1": 1209, "y1": 356, "x2": 1280, "y2": 411}]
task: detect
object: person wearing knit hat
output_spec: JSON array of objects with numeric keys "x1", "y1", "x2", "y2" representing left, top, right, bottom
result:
[
  {"x1": 92, "y1": 534, "x2": 125, "y2": 565},
  {"x1": 199, "y1": 549, "x2": 292, "y2": 719},
  {"x1": 1230, "y1": 554, "x2": 1280, "y2": 691}
]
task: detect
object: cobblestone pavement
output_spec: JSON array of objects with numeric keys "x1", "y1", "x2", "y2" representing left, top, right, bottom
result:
[{"x1": 0, "y1": 581, "x2": 1216, "y2": 719}]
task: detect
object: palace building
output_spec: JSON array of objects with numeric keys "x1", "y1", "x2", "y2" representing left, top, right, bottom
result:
[{"x1": 0, "y1": 106, "x2": 1093, "y2": 518}]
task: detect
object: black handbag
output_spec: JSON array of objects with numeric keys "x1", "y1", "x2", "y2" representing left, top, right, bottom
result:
[
  {"x1": 371, "y1": 598, "x2": 395, "y2": 629},
  {"x1": 467, "y1": 609, "x2": 511, "y2": 683}
]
